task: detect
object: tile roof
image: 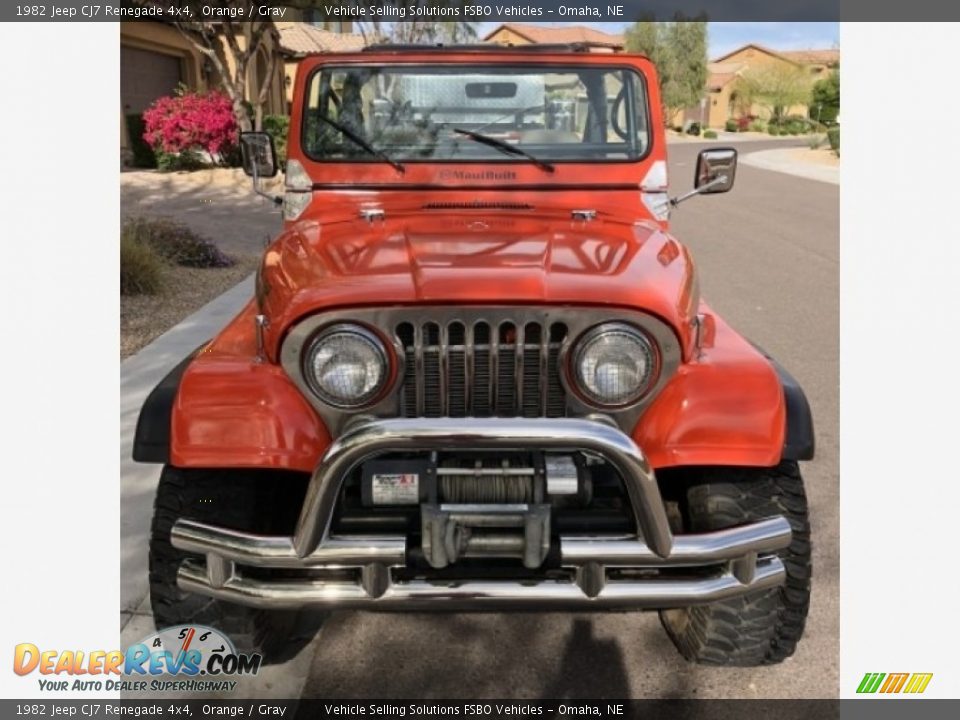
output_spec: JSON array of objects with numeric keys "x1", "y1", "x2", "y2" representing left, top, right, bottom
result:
[
  {"x1": 278, "y1": 23, "x2": 367, "y2": 56},
  {"x1": 712, "y1": 43, "x2": 839, "y2": 68},
  {"x1": 779, "y1": 49, "x2": 840, "y2": 66},
  {"x1": 483, "y1": 23, "x2": 624, "y2": 48},
  {"x1": 706, "y1": 62, "x2": 745, "y2": 91}
]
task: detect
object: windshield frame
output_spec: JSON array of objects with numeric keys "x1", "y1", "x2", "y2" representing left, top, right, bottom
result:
[{"x1": 298, "y1": 62, "x2": 654, "y2": 167}]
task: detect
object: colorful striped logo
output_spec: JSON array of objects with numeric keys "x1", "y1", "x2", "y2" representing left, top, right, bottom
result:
[{"x1": 857, "y1": 672, "x2": 933, "y2": 694}]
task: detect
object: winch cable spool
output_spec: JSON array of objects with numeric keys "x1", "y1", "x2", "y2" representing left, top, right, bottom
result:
[
  {"x1": 439, "y1": 472, "x2": 536, "y2": 504},
  {"x1": 437, "y1": 458, "x2": 542, "y2": 504}
]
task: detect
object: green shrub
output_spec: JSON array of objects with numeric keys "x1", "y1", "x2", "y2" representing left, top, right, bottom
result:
[
  {"x1": 220, "y1": 144, "x2": 244, "y2": 168},
  {"x1": 120, "y1": 232, "x2": 163, "y2": 295},
  {"x1": 262, "y1": 115, "x2": 290, "y2": 168},
  {"x1": 811, "y1": 70, "x2": 840, "y2": 125},
  {"x1": 155, "y1": 149, "x2": 208, "y2": 172},
  {"x1": 749, "y1": 120, "x2": 765, "y2": 133},
  {"x1": 125, "y1": 114, "x2": 157, "y2": 168},
  {"x1": 703, "y1": 130, "x2": 718, "y2": 139},
  {"x1": 724, "y1": 119, "x2": 738, "y2": 133},
  {"x1": 768, "y1": 126, "x2": 780, "y2": 136},
  {"x1": 123, "y1": 217, "x2": 233, "y2": 269},
  {"x1": 827, "y1": 127, "x2": 840, "y2": 155},
  {"x1": 786, "y1": 121, "x2": 806, "y2": 135}
]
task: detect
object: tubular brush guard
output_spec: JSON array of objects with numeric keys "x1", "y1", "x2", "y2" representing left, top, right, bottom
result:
[{"x1": 170, "y1": 417, "x2": 792, "y2": 610}]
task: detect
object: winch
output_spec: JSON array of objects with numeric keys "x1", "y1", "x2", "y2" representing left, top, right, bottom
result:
[{"x1": 359, "y1": 451, "x2": 593, "y2": 568}]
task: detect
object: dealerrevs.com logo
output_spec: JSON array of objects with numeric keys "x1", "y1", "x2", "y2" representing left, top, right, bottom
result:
[
  {"x1": 856, "y1": 672, "x2": 934, "y2": 695},
  {"x1": 13, "y1": 625, "x2": 261, "y2": 693}
]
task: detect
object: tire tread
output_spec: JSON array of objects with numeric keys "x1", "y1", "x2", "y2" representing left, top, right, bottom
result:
[{"x1": 660, "y1": 461, "x2": 812, "y2": 666}]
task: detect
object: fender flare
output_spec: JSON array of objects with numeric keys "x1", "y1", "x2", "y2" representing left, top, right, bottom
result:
[
  {"x1": 132, "y1": 345, "x2": 205, "y2": 464},
  {"x1": 754, "y1": 345, "x2": 815, "y2": 461}
]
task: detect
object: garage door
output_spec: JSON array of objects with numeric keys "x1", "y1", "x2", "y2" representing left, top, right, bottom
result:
[{"x1": 121, "y1": 46, "x2": 183, "y2": 114}]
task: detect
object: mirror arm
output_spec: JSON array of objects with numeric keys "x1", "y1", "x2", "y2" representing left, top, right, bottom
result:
[
  {"x1": 669, "y1": 174, "x2": 728, "y2": 207},
  {"x1": 250, "y1": 159, "x2": 283, "y2": 206}
]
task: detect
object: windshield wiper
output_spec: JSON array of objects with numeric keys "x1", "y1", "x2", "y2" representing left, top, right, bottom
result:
[
  {"x1": 315, "y1": 114, "x2": 405, "y2": 173},
  {"x1": 452, "y1": 128, "x2": 555, "y2": 173}
]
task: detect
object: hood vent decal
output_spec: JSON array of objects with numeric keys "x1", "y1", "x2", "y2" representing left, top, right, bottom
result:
[{"x1": 422, "y1": 201, "x2": 533, "y2": 211}]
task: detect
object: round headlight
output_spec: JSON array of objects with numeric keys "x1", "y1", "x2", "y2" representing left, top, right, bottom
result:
[
  {"x1": 303, "y1": 324, "x2": 388, "y2": 408},
  {"x1": 572, "y1": 323, "x2": 658, "y2": 406}
]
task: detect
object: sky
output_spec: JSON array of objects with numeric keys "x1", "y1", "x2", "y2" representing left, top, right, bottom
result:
[{"x1": 476, "y1": 22, "x2": 840, "y2": 59}]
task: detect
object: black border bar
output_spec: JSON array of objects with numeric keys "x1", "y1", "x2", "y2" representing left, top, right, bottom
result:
[{"x1": 7, "y1": 0, "x2": 949, "y2": 23}]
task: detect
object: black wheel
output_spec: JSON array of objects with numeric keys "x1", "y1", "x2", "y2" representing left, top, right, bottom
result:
[
  {"x1": 659, "y1": 461, "x2": 812, "y2": 666},
  {"x1": 149, "y1": 466, "x2": 323, "y2": 661}
]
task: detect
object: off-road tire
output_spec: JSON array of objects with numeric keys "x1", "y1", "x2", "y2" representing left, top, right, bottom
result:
[
  {"x1": 149, "y1": 466, "x2": 322, "y2": 661},
  {"x1": 659, "y1": 461, "x2": 811, "y2": 666}
]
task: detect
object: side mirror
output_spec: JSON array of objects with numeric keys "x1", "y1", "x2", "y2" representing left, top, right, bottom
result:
[
  {"x1": 694, "y1": 147, "x2": 737, "y2": 193},
  {"x1": 240, "y1": 132, "x2": 278, "y2": 179},
  {"x1": 239, "y1": 132, "x2": 282, "y2": 208},
  {"x1": 670, "y1": 147, "x2": 738, "y2": 210}
]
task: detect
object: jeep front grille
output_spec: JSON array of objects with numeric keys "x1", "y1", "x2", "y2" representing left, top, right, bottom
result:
[
  {"x1": 280, "y1": 306, "x2": 682, "y2": 436},
  {"x1": 395, "y1": 319, "x2": 569, "y2": 418}
]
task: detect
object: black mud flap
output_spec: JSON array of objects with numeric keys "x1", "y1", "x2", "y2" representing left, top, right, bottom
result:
[
  {"x1": 752, "y1": 343, "x2": 816, "y2": 461},
  {"x1": 131, "y1": 345, "x2": 206, "y2": 464}
]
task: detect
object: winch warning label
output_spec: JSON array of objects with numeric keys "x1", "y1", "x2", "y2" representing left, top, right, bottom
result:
[{"x1": 371, "y1": 473, "x2": 419, "y2": 505}]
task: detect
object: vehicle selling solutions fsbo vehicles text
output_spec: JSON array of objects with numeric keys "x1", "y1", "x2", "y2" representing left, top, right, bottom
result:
[{"x1": 321, "y1": 5, "x2": 624, "y2": 18}]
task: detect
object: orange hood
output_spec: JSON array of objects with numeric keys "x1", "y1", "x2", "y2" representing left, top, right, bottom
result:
[{"x1": 259, "y1": 204, "x2": 699, "y2": 360}]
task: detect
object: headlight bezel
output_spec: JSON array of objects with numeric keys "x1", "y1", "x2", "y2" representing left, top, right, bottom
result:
[
  {"x1": 568, "y1": 322, "x2": 661, "y2": 409},
  {"x1": 301, "y1": 323, "x2": 392, "y2": 409}
]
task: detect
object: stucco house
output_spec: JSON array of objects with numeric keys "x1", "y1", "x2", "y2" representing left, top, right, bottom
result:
[
  {"x1": 690, "y1": 44, "x2": 840, "y2": 128},
  {"x1": 119, "y1": 18, "x2": 356, "y2": 163}
]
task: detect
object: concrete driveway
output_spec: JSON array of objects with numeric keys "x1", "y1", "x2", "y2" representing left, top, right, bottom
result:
[{"x1": 120, "y1": 139, "x2": 837, "y2": 699}]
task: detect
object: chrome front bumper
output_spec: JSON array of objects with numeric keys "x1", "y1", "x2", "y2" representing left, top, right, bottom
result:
[{"x1": 171, "y1": 418, "x2": 791, "y2": 610}]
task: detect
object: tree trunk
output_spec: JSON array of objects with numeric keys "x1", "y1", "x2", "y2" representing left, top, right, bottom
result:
[
  {"x1": 235, "y1": 99, "x2": 253, "y2": 133},
  {"x1": 252, "y1": 27, "x2": 280, "y2": 131},
  {"x1": 172, "y1": 14, "x2": 278, "y2": 133}
]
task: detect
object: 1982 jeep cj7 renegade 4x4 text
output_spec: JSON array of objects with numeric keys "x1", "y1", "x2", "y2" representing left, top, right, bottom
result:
[{"x1": 134, "y1": 43, "x2": 814, "y2": 667}]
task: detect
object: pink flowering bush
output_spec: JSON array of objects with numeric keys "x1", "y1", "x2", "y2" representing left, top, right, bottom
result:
[{"x1": 142, "y1": 90, "x2": 238, "y2": 161}]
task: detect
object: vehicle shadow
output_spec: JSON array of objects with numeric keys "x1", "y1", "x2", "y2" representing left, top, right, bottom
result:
[
  {"x1": 300, "y1": 612, "x2": 633, "y2": 698},
  {"x1": 539, "y1": 617, "x2": 631, "y2": 698}
]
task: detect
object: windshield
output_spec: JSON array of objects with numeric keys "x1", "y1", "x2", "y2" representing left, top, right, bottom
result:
[{"x1": 302, "y1": 64, "x2": 651, "y2": 163}]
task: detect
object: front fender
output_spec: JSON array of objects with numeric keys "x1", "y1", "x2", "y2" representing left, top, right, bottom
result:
[
  {"x1": 633, "y1": 308, "x2": 814, "y2": 468},
  {"x1": 134, "y1": 303, "x2": 812, "y2": 472},
  {"x1": 132, "y1": 302, "x2": 331, "y2": 471},
  {"x1": 169, "y1": 356, "x2": 331, "y2": 471}
]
